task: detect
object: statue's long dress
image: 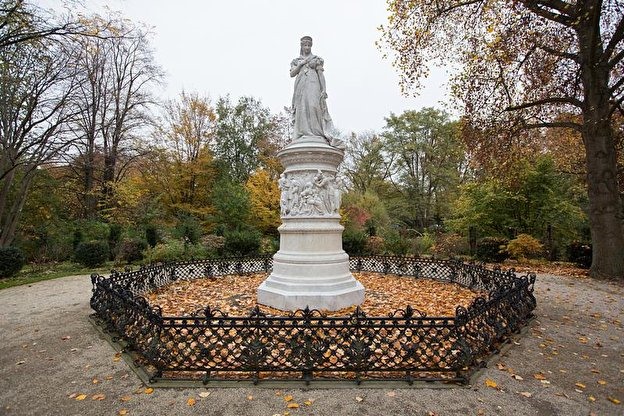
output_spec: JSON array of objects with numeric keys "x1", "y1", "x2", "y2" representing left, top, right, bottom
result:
[{"x1": 291, "y1": 56, "x2": 333, "y2": 140}]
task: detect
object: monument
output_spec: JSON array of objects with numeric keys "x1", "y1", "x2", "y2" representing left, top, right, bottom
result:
[{"x1": 257, "y1": 36, "x2": 365, "y2": 311}]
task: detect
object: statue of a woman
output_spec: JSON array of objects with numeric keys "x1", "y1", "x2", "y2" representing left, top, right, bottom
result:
[{"x1": 290, "y1": 36, "x2": 344, "y2": 148}]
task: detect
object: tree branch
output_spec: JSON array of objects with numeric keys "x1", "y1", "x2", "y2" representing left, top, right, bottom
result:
[
  {"x1": 537, "y1": 43, "x2": 580, "y2": 63},
  {"x1": 523, "y1": 121, "x2": 583, "y2": 132},
  {"x1": 603, "y1": 14, "x2": 624, "y2": 63},
  {"x1": 434, "y1": 0, "x2": 483, "y2": 15},
  {"x1": 609, "y1": 48, "x2": 624, "y2": 69},
  {"x1": 506, "y1": 97, "x2": 584, "y2": 111},
  {"x1": 520, "y1": 0, "x2": 574, "y2": 26},
  {"x1": 610, "y1": 76, "x2": 624, "y2": 95}
]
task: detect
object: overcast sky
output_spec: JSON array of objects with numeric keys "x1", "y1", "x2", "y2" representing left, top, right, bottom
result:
[{"x1": 49, "y1": 0, "x2": 452, "y2": 134}]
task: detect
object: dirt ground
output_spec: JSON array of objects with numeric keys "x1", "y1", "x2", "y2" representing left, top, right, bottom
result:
[{"x1": 0, "y1": 272, "x2": 622, "y2": 416}]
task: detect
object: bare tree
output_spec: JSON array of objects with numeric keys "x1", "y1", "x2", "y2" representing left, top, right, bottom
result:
[
  {"x1": 67, "y1": 20, "x2": 163, "y2": 216},
  {"x1": 0, "y1": 35, "x2": 79, "y2": 247}
]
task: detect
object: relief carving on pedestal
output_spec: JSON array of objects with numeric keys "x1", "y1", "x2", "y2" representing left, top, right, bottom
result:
[{"x1": 279, "y1": 170, "x2": 343, "y2": 217}]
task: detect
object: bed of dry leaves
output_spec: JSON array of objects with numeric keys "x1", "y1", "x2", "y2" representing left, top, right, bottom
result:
[
  {"x1": 147, "y1": 272, "x2": 486, "y2": 318},
  {"x1": 496, "y1": 260, "x2": 590, "y2": 279}
]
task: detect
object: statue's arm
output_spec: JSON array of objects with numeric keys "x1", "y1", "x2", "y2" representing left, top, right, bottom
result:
[
  {"x1": 290, "y1": 58, "x2": 305, "y2": 78},
  {"x1": 316, "y1": 60, "x2": 327, "y2": 98},
  {"x1": 318, "y1": 68, "x2": 327, "y2": 98}
]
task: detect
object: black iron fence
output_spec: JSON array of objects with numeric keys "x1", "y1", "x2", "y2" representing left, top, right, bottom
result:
[{"x1": 90, "y1": 256, "x2": 536, "y2": 385}]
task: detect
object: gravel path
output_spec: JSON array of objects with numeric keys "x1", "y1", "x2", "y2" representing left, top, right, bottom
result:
[{"x1": 0, "y1": 273, "x2": 622, "y2": 416}]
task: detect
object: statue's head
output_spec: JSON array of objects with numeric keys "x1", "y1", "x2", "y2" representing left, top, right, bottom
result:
[{"x1": 300, "y1": 36, "x2": 313, "y2": 55}]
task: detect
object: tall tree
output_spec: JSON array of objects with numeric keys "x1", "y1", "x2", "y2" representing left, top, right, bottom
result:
[
  {"x1": 379, "y1": 0, "x2": 624, "y2": 279},
  {"x1": 0, "y1": 0, "x2": 86, "y2": 49},
  {"x1": 67, "y1": 20, "x2": 162, "y2": 216},
  {"x1": 0, "y1": 31, "x2": 78, "y2": 247},
  {"x1": 154, "y1": 91, "x2": 217, "y2": 214},
  {"x1": 213, "y1": 96, "x2": 278, "y2": 183},
  {"x1": 382, "y1": 108, "x2": 465, "y2": 229},
  {"x1": 343, "y1": 131, "x2": 393, "y2": 194}
]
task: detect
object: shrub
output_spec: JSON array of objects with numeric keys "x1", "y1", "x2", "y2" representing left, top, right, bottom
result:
[
  {"x1": 0, "y1": 247, "x2": 26, "y2": 278},
  {"x1": 476, "y1": 237, "x2": 509, "y2": 263},
  {"x1": 74, "y1": 241, "x2": 109, "y2": 268},
  {"x1": 414, "y1": 232, "x2": 435, "y2": 255},
  {"x1": 259, "y1": 236, "x2": 279, "y2": 256},
  {"x1": 108, "y1": 223, "x2": 123, "y2": 260},
  {"x1": 143, "y1": 240, "x2": 209, "y2": 263},
  {"x1": 117, "y1": 239, "x2": 148, "y2": 263},
  {"x1": 223, "y1": 229, "x2": 261, "y2": 256},
  {"x1": 383, "y1": 231, "x2": 411, "y2": 256},
  {"x1": 365, "y1": 236, "x2": 385, "y2": 256},
  {"x1": 567, "y1": 241, "x2": 592, "y2": 268},
  {"x1": 201, "y1": 234, "x2": 226, "y2": 257},
  {"x1": 431, "y1": 233, "x2": 470, "y2": 258},
  {"x1": 507, "y1": 234, "x2": 544, "y2": 260},
  {"x1": 343, "y1": 228, "x2": 367, "y2": 255},
  {"x1": 145, "y1": 225, "x2": 160, "y2": 248},
  {"x1": 174, "y1": 214, "x2": 202, "y2": 245}
]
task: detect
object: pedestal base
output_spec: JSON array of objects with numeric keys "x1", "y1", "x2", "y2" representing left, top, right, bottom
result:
[
  {"x1": 257, "y1": 252, "x2": 365, "y2": 311},
  {"x1": 256, "y1": 136, "x2": 365, "y2": 311}
]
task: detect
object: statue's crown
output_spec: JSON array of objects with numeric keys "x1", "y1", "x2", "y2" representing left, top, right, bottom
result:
[{"x1": 300, "y1": 35, "x2": 312, "y2": 42}]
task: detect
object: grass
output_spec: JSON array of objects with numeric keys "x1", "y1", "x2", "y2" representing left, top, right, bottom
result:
[{"x1": 0, "y1": 261, "x2": 115, "y2": 290}]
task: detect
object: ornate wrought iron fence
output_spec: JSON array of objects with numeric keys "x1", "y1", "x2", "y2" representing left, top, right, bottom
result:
[{"x1": 90, "y1": 256, "x2": 536, "y2": 386}]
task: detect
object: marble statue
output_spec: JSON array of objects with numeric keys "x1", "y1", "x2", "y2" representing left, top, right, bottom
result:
[
  {"x1": 290, "y1": 36, "x2": 344, "y2": 149},
  {"x1": 256, "y1": 35, "x2": 364, "y2": 311}
]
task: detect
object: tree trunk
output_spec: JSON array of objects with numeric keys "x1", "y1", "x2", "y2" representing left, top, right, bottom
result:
[
  {"x1": 83, "y1": 151, "x2": 98, "y2": 218},
  {"x1": 578, "y1": 1, "x2": 624, "y2": 280},
  {"x1": 582, "y1": 118, "x2": 624, "y2": 279},
  {"x1": 0, "y1": 169, "x2": 34, "y2": 248},
  {"x1": 102, "y1": 154, "x2": 116, "y2": 209}
]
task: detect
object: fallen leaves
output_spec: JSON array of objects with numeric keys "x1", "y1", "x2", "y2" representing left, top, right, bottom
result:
[
  {"x1": 485, "y1": 379, "x2": 498, "y2": 388},
  {"x1": 75, "y1": 394, "x2": 87, "y2": 401},
  {"x1": 608, "y1": 397, "x2": 621, "y2": 405},
  {"x1": 519, "y1": 392, "x2": 532, "y2": 398},
  {"x1": 186, "y1": 397, "x2": 196, "y2": 406},
  {"x1": 91, "y1": 394, "x2": 105, "y2": 401},
  {"x1": 147, "y1": 272, "x2": 485, "y2": 317},
  {"x1": 144, "y1": 387, "x2": 154, "y2": 395}
]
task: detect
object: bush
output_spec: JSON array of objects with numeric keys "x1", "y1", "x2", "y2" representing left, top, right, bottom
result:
[
  {"x1": 365, "y1": 236, "x2": 385, "y2": 255},
  {"x1": 174, "y1": 214, "x2": 202, "y2": 245},
  {"x1": 116, "y1": 239, "x2": 148, "y2": 263},
  {"x1": 0, "y1": 247, "x2": 26, "y2": 278},
  {"x1": 145, "y1": 225, "x2": 160, "y2": 248},
  {"x1": 74, "y1": 241, "x2": 109, "y2": 268},
  {"x1": 476, "y1": 237, "x2": 509, "y2": 263},
  {"x1": 431, "y1": 233, "x2": 470, "y2": 258},
  {"x1": 507, "y1": 234, "x2": 544, "y2": 260},
  {"x1": 259, "y1": 236, "x2": 279, "y2": 256},
  {"x1": 108, "y1": 223, "x2": 123, "y2": 260},
  {"x1": 342, "y1": 228, "x2": 368, "y2": 255},
  {"x1": 223, "y1": 229, "x2": 261, "y2": 256},
  {"x1": 201, "y1": 234, "x2": 226, "y2": 257},
  {"x1": 414, "y1": 232, "x2": 435, "y2": 255},
  {"x1": 567, "y1": 241, "x2": 592, "y2": 268},
  {"x1": 143, "y1": 240, "x2": 209, "y2": 263},
  {"x1": 383, "y1": 231, "x2": 411, "y2": 256}
]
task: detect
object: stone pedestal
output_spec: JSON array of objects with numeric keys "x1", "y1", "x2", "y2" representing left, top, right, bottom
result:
[{"x1": 257, "y1": 136, "x2": 365, "y2": 311}]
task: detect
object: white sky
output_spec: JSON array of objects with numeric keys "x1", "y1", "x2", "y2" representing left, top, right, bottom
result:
[{"x1": 49, "y1": 0, "x2": 453, "y2": 134}]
